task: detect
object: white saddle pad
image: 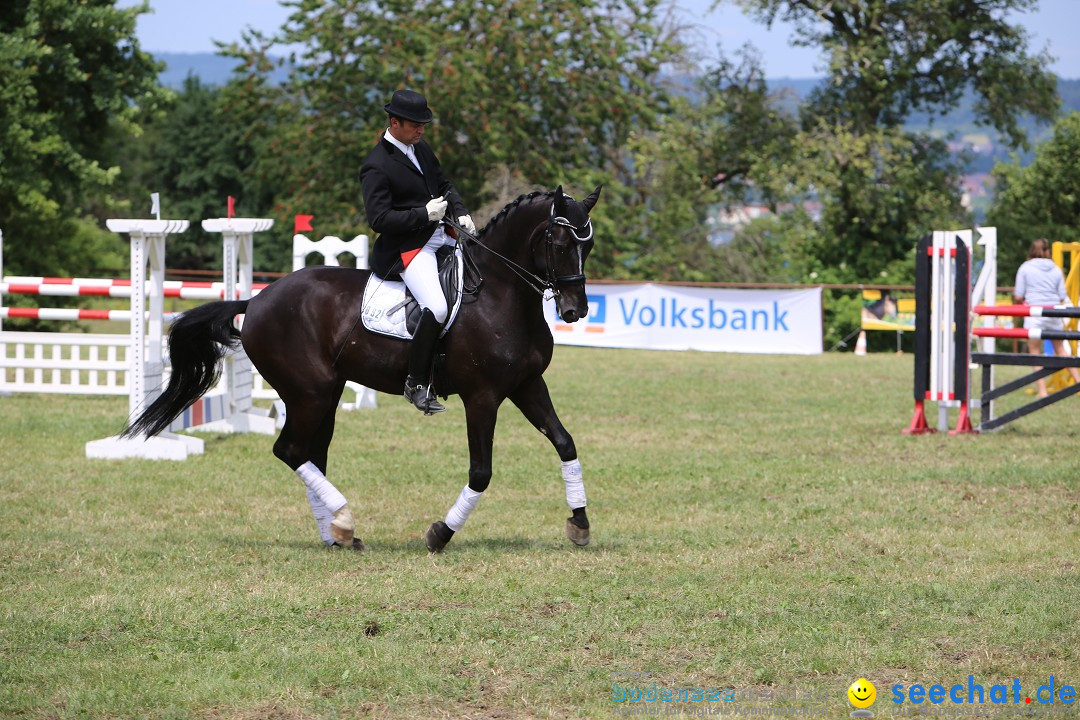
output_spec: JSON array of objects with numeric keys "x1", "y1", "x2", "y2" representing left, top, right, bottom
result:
[{"x1": 361, "y1": 248, "x2": 464, "y2": 340}]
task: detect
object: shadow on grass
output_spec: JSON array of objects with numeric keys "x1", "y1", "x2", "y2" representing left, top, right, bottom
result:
[{"x1": 212, "y1": 532, "x2": 582, "y2": 556}]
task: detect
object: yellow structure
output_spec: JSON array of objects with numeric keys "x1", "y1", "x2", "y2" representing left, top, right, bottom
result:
[{"x1": 1045, "y1": 242, "x2": 1080, "y2": 392}]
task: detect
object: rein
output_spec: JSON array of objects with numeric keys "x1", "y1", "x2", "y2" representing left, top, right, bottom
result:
[
  {"x1": 443, "y1": 216, "x2": 550, "y2": 298},
  {"x1": 443, "y1": 203, "x2": 592, "y2": 300}
]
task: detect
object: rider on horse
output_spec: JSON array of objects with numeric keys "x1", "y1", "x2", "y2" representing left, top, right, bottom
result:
[{"x1": 360, "y1": 89, "x2": 476, "y2": 415}]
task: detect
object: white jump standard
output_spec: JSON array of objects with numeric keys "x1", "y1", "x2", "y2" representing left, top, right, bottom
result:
[{"x1": 84, "y1": 217, "x2": 277, "y2": 460}]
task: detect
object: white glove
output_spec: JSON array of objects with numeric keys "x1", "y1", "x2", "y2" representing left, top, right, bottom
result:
[
  {"x1": 458, "y1": 215, "x2": 476, "y2": 235},
  {"x1": 425, "y1": 196, "x2": 447, "y2": 222}
]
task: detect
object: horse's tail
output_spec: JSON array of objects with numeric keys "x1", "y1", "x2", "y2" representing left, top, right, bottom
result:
[{"x1": 122, "y1": 300, "x2": 249, "y2": 439}]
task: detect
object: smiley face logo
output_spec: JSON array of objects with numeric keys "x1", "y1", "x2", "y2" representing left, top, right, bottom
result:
[{"x1": 848, "y1": 678, "x2": 876, "y2": 710}]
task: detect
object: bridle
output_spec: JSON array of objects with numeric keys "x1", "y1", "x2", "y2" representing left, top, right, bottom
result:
[
  {"x1": 444, "y1": 197, "x2": 593, "y2": 300},
  {"x1": 544, "y1": 205, "x2": 593, "y2": 290}
]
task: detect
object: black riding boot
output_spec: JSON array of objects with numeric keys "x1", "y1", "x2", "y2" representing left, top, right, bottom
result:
[{"x1": 404, "y1": 309, "x2": 445, "y2": 415}]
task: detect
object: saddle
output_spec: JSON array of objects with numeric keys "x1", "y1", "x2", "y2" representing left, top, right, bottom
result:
[{"x1": 361, "y1": 245, "x2": 464, "y2": 339}]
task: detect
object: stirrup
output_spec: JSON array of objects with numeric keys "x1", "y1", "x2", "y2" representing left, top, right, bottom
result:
[{"x1": 404, "y1": 379, "x2": 445, "y2": 415}]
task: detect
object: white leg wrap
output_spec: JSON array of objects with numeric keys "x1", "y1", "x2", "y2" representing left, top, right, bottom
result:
[
  {"x1": 296, "y1": 461, "x2": 347, "y2": 514},
  {"x1": 562, "y1": 458, "x2": 587, "y2": 509},
  {"x1": 444, "y1": 485, "x2": 483, "y2": 532},
  {"x1": 305, "y1": 487, "x2": 336, "y2": 546}
]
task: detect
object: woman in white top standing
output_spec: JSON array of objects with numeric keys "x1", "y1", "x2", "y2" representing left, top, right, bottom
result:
[{"x1": 1013, "y1": 238, "x2": 1080, "y2": 397}]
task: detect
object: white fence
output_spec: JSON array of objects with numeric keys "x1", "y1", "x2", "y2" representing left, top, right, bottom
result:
[{"x1": 0, "y1": 332, "x2": 130, "y2": 395}]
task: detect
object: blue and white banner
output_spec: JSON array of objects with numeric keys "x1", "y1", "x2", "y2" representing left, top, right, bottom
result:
[{"x1": 545, "y1": 283, "x2": 823, "y2": 355}]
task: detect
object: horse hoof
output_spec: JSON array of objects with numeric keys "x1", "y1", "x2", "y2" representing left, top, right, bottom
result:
[
  {"x1": 330, "y1": 523, "x2": 354, "y2": 547},
  {"x1": 565, "y1": 518, "x2": 590, "y2": 546},
  {"x1": 425, "y1": 521, "x2": 453, "y2": 554},
  {"x1": 330, "y1": 537, "x2": 365, "y2": 552}
]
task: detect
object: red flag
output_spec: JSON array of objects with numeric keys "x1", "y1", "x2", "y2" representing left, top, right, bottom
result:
[
  {"x1": 294, "y1": 214, "x2": 314, "y2": 234},
  {"x1": 227, "y1": 196, "x2": 235, "y2": 219}
]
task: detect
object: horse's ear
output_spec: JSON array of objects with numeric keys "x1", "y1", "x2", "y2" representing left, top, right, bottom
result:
[
  {"x1": 553, "y1": 185, "x2": 566, "y2": 214},
  {"x1": 583, "y1": 184, "x2": 603, "y2": 212}
]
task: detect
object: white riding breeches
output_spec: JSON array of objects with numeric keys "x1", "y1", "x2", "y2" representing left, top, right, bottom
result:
[{"x1": 401, "y1": 226, "x2": 455, "y2": 324}]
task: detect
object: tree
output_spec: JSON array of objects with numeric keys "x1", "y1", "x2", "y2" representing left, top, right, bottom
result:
[
  {"x1": 733, "y1": 0, "x2": 1058, "y2": 145},
  {"x1": 986, "y1": 111, "x2": 1080, "y2": 279},
  {"x1": 581, "y1": 47, "x2": 799, "y2": 280},
  {"x1": 580, "y1": 107, "x2": 720, "y2": 280},
  {"x1": 221, "y1": 0, "x2": 687, "y2": 246},
  {"x1": 0, "y1": 0, "x2": 165, "y2": 277},
  {"x1": 122, "y1": 76, "x2": 264, "y2": 270},
  {"x1": 715, "y1": 0, "x2": 1057, "y2": 287}
]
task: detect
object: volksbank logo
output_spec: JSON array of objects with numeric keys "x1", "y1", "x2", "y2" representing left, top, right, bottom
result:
[
  {"x1": 555, "y1": 294, "x2": 605, "y2": 332},
  {"x1": 586, "y1": 294, "x2": 606, "y2": 323}
]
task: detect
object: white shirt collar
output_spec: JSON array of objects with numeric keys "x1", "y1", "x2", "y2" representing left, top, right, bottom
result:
[
  {"x1": 384, "y1": 129, "x2": 413, "y2": 156},
  {"x1": 384, "y1": 129, "x2": 422, "y2": 172}
]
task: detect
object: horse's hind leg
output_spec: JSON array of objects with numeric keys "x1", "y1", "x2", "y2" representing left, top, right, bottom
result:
[
  {"x1": 274, "y1": 383, "x2": 361, "y2": 550},
  {"x1": 509, "y1": 376, "x2": 590, "y2": 546}
]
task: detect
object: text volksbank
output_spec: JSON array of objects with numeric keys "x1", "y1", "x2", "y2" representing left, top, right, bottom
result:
[{"x1": 593, "y1": 296, "x2": 791, "y2": 332}]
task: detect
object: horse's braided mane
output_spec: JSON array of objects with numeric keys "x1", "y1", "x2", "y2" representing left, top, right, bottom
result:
[{"x1": 480, "y1": 190, "x2": 553, "y2": 237}]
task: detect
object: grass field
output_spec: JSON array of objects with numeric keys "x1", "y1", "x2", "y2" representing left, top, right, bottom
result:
[{"x1": 1, "y1": 348, "x2": 1078, "y2": 719}]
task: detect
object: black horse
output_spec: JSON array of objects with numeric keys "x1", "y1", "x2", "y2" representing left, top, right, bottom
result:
[{"x1": 124, "y1": 186, "x2": 601, "y2": 553}]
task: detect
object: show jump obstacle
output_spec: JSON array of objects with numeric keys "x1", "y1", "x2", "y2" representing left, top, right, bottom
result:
[
  {"x1": 83, "y1": 218, "x2": 278, "y2": 459},
  {"x1": 0, "y1": 219, "x2": 277, "y2": 459},
  {"x1": 904, "y1": 227, "x2": 1080, "y2": 434},
  {"x1": 1, "y1": 219, "x2": 378, "y2": 459}
]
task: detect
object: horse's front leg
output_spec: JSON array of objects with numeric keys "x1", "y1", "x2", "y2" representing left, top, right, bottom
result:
[
  {"x1": 424, "y1": 394, "x2": 499, "y2": 553},
  {"x1": 509, "y1": 376, "x2": 590, "y2": 546}
]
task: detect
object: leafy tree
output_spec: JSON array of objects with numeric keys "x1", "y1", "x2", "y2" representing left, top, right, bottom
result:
[
  {"x1": 764, "y1": 123, "x2": 966, "y2": 280},
  {"x1": 733, "y1": 0, "x2": 1058, "y2": 145},
  {"x1": 0, "y1": 0, "x2": 165, "y2": 277},
  {"x1": 714, "y1": 212, "x2": 820, "y2": 284},
  {"x1": 582, "y1": 47, "x2": 799, "y2": 279},
  {"x1": 986, "y1": 111, "x2": 1080, "y2": 279},
  {"x1": 119, "y1": 76, "x2": 264, "y2": 269},
  {"x1": 222, "y1": 0, "x2": 686, "y2": 248},
  {"x1": 717, "y1": 0, "x2": 1057, "y2": 286},
  {"x1": 579, "y1": 108, "x2": 718, "y2": 280},
  {"x1": 696, "y1": 48, "x2": 799, "y2": 201}
]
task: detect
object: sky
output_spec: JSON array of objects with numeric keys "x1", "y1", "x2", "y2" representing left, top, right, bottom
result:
[{"x1": 119, "y1": 0, "x2": 1080, "y2": 80}]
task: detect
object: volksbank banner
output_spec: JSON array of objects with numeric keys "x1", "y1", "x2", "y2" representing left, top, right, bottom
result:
[{"x1": 544, "y1": 283, "x2": 823, "y2": 355}]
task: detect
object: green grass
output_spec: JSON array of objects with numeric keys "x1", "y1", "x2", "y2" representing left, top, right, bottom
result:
[{"x1": 1, "y1": 348, "x2": 1078, "y2": 719}]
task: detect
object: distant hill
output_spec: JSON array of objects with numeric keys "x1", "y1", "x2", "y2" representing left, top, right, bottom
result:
[
  {"x1": 151, "y1": 50, "x2": 1079, "y2": 154},
  {"x1": 153, "y1": 52, "x2": 289, "y2": 87}
]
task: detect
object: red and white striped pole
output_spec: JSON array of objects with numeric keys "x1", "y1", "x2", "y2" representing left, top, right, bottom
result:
[
  {"x1": 0, "y1": 279, "x2": 267, "y2": 300},
  {"x1": 974, "y1": 304, "x2": 1080, "y2": 318},
  {"x1": 973, "y1": 326, "x2": 1080, "y2": 341}
]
